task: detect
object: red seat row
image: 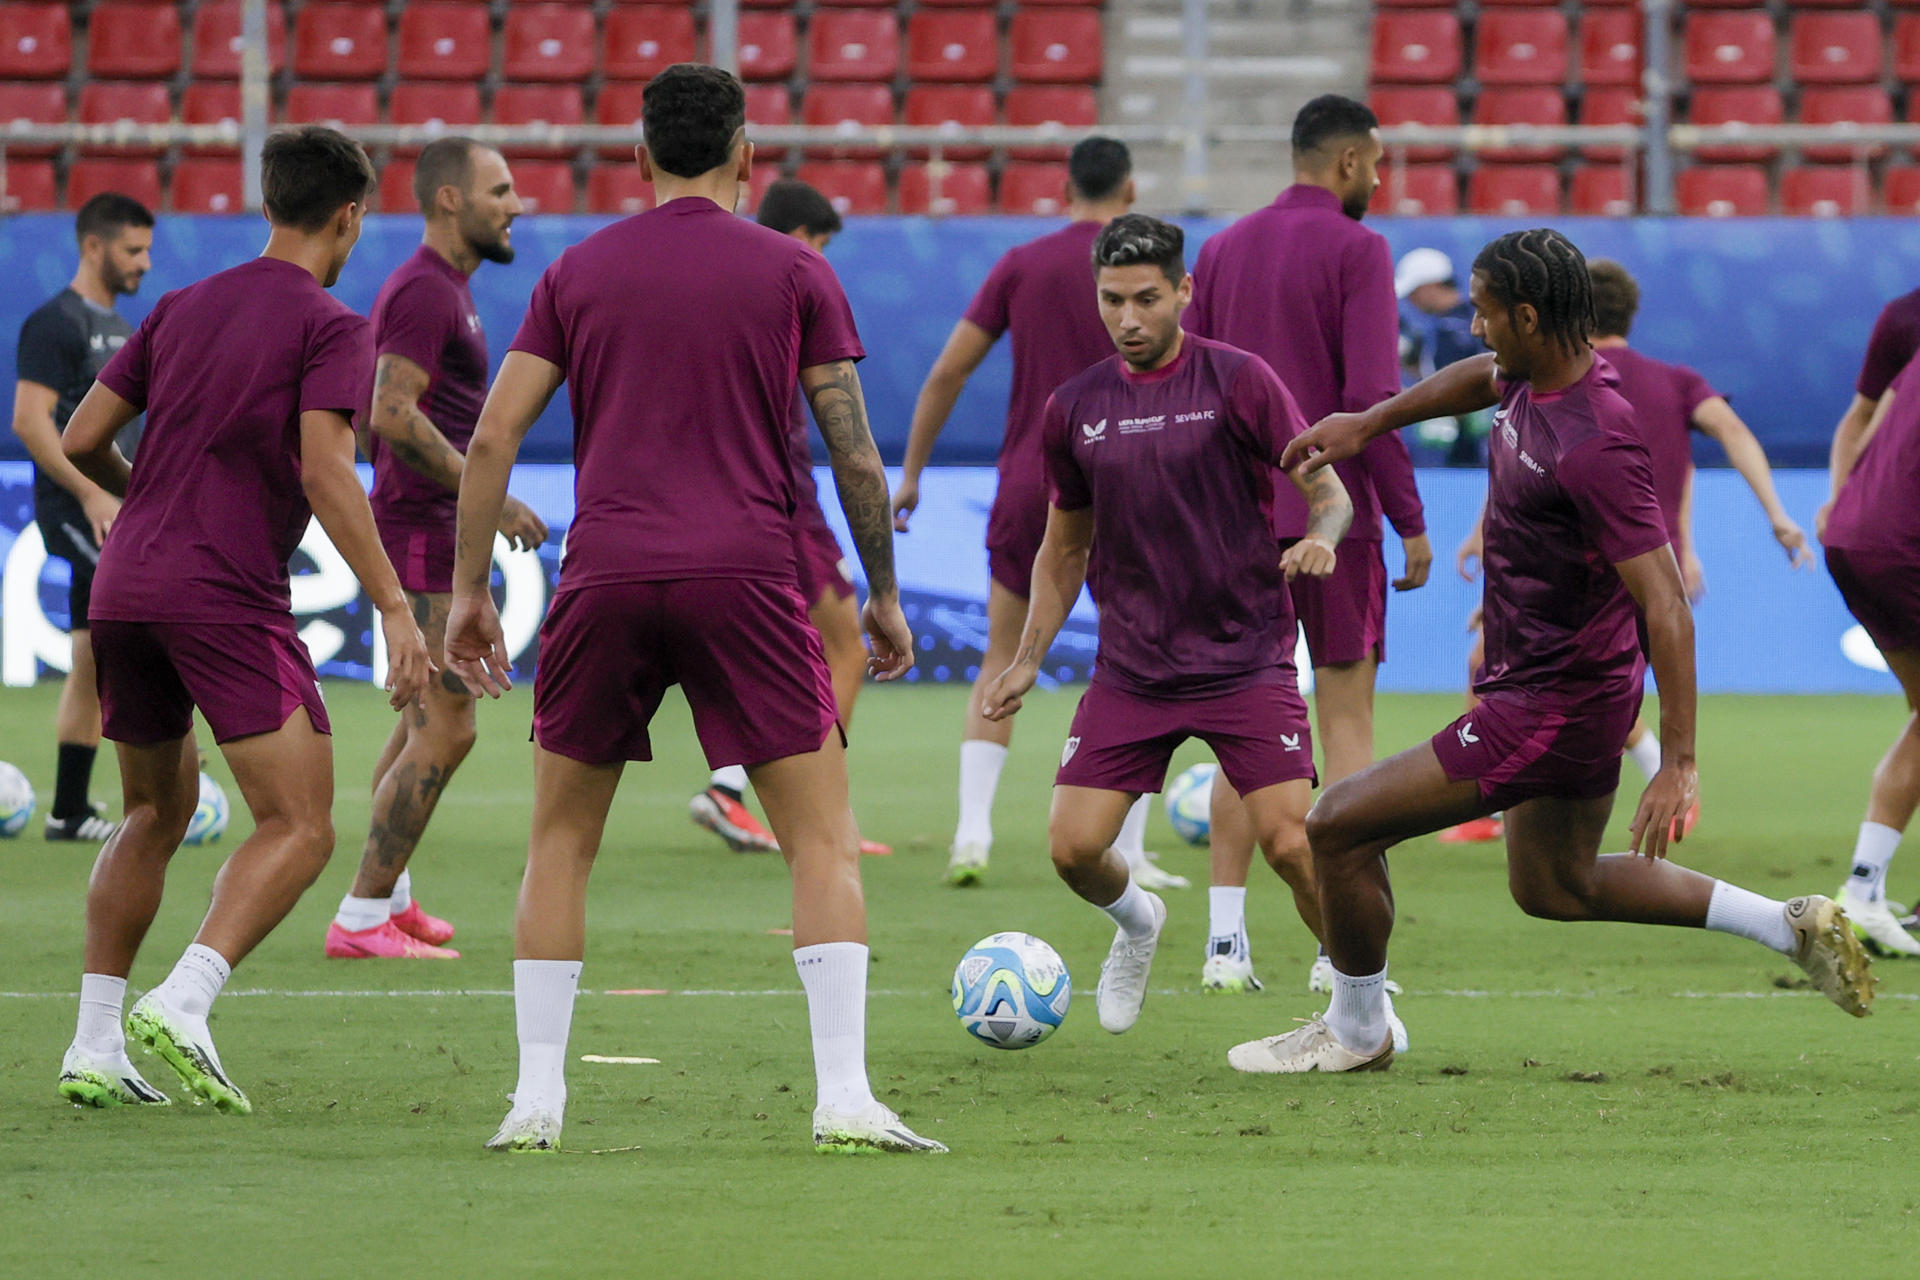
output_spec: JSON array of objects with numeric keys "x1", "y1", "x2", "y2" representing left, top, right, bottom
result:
[{"x1": 1369, "y1": 161, "x2": 1885, "y2": 218}]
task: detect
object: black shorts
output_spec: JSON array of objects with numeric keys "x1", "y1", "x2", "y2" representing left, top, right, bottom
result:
[{"x1": 37, "y1": 510, "x2": 101, "y2": 629}]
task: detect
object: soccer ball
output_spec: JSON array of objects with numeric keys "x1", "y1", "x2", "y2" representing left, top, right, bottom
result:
[
  {"x1": 0, "y1": 762, "x2": 35, "y2": 837},
  {"x1": 183, "y1": 772, "x2": 230, "y2": 846},
  {"x1": 951, "y1": 932, "x2": 1071, "y2": 1050},
  {"x1": 1164, "y1": 762, "x2": 1217, "y2": 846}
]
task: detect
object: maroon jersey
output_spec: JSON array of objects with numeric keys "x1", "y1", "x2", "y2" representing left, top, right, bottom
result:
[
  {"x1": 1597, "y1": 346, "x2": 1718, "y2": 542},
  {"x1": 1857, "y1": 287, "x2": 1920, "y2": 401},
  {"x1": 1826, "y1": 352, "x2": 1920, "y2": 556}
]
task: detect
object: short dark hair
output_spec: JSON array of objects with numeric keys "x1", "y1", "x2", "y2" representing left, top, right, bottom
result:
[
  {"x1": 1586, "y1": 258, "x2": 1640, "y2": 339},
  {"x1": 642, "y1": 64, "x2": 747, "y2": 179},
  {"x1": 1068, "y1": 137, "x2": 1131, "y2": 203},
  {"x1": 74, "y1": 192, "x2": 153, "y2": 245},
  {"x1": 413, "y1": 136, "x2": 481, "y2": 214},
  {"x1": 1472, "y1": 228, "x2": 1595, "y2": 356},
  {"x1": 1291, "y1": 94, "x2": 1379, "y2": 158},
  {"x1": 1093, "y1": 213, "x2": 1185, "y2": 285},
  {"x1": 261, "y1": 126, "x2": 374, "y2": 231},
  {"x1": 757, "y1": 179, "x2": 842, "y2": 237}
]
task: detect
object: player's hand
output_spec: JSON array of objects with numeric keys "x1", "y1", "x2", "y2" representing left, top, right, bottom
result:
[
  {"x1": 1456, "y1": 524, "x2": 1484, "y2": 581},
  {"x1": 890, "y1": 475, "x2": 921, "y2": 533},
  {"x1": 497, "y1": 495, "x2": 549, "y2": 552},
  {"x1": 1280, "y1": 412, "x2": 1372, "y2": 477},
  {"x1": 862, "y1": 592, "x2": 914, "y2": 681},
  {"x1": 445, "y1": 589, "x2": 512, "y2": 698},
  {"x1": 1280, "y1": 536, "x2": 1337, "y2": 581},
  {"x1": 1815, "y1": 500, "x2": 1835, "y2": 543},
  {"x1": 1628, "y1": 758, "x2": 1698, "y2": 862},
  {"x1": 81, "y1": 489, "x2": 121, "y2": 547},
  {"x1": 379, "y1": 603, "x2": 435, "y2": 711},
  {"x1": 1680, "y1": 549, "x2": 1707, "y2": 604},
  {"x1": 1774, "y1": 518, "x2": 1813, "y2": 569},
  {"x1": 980, "y1": 659, "x2": 1038, "y2": 722},
  {"x1": 1395, "y1": 533, "x2": 1433, "y2": 591}
]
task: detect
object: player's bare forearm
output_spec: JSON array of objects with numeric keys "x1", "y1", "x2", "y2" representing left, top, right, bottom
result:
[
  {"x1": 58, "y1": 382, "x2": 139, "y2": 497},
  {"x1": 1618, "y1": 548, "x2": 1697, "y2": 765},
  {"x1": 1293, "y1": 465, "x2": 1353, "y2": 547},
  {"x1": 454, "y1": 351, "x2": 561, "y2": 594},
  {"x1": 372, "y1": 354, "x2": 465, "y2": 494},
  {"x1": 803, "y1": 359, "x2": 898, "y2": 597},
  {"x1": 903, "y1": 320, "x2": 994, "y2": 480},
  {"x1": 1828, "y1": 392, "x2": 1882, "y2": 498},
  {"x1": 301, "y1": 410, "x2": 407, "y2": 616},
  {"x1": 1016, "y1": 509, "x2": 1092, "y2": 669},
  {"x1": 1284, "y1": 355, "x2": 1500, "y2": 474},
  {"x1": 1693, "y1": 399, "x2": 1790, "y2": 528}
]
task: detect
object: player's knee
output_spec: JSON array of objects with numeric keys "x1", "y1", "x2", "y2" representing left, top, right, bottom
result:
[
  {"x1": 1260, "y1": 822, "x2": 1312, "y2": 883},
  {"x1": 1046, "y1": 825, "x2": 1104, "y2": 878},
  {"x1": 1304, "y1": 788, "x2": 1357, "y2": 858},
  {"x1": 1507, "y1": 869, "x2": 1589, "y2": 922}
]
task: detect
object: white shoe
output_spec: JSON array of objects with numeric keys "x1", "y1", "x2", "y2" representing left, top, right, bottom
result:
[
  {"x1": 813, "y1": 1100, "x2": 947, "y2": 1154},
  {"x1": 1096, "y1": 892, "x2": 1167, "y2": 1034},
  {"x1": 125, "y1": 993, "x2": 249, "y2": 1114},
  {"x1": 945, "y1": 842, "x2": 988, "y2": 887},
  {"x1": 1786, "y1": 895, "x2": 1874, "y2": 1017},
  {"x1": 486, "y1": 1103, "x2": 563, "y2": 1151},
  {"x1": 57, "y1": 1044, "x2": 170, "y2": 1107},
  {"x1": 1227, "y1": 1016, "x2": 1394, "y2": 1074},
  {"x1": 1837, "y1": 884, "x2": 1920, "y2": 958},
  {"x1": 1306, "y1": 954, "x2": 1401, "y2": 995},
  {"x1": 1125, "y1": 849, "x2": 1190, "y2": 891},
  {"x1": 1201, "y1": 951, "x2": 1263, "y2": 993},
  {"x1": 1384, "y1": 992, "x2": 1409, "y2": 1054}
]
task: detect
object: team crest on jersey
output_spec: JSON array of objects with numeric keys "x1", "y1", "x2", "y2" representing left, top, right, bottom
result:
[
  {"x1": 1061, "y1": 736, "x2": 1081, "y2": 766},
  {"x1": 1081, "y1": 419, "x2": 1107, "y2": 443}
]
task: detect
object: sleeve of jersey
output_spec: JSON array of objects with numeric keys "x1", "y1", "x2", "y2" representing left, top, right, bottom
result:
[
  {"x1": 796, "y1": 251, "x2": 865, "y2": 368},
  {"x1": 508, "y1": 263, "x2": 568, "y2": 368},
  {"x1": 1041, "y1": 393, "x2": 1091, "y2": 511},
  {"x1": 1856, "y1": 302, "x2": 1920, "y2": 401},
  {"x1": 1677, "y1": 365, "x2": 1720, "y2": 421},
  {"x1": 301, "y1": 312, "x2": 377, "y2": 419},
  {"x1": 960, "y1": 252, "x2": 1016, "y2": 339},
  {"x1": 15, "y1": 306, "x2": 81, "y2": 393},
  {"x1": 94, "y1": 306, "x2": 155, "y2": 409},
  {"x1": 1560, "y1": 435, "x2": 1672, "y2": 566},
  {"x1": 1340, "y1": 236, "x2": 1404, "y2": 413},
  {"x1": 1227, "y1": 356, "x2": 1307, "y2": 464},
  {"x1": 374, "y1": 277, "x2": 450, "y2": 376},
  {"x1": 1356, "y1": 428, "x2": 1427, "y2": 538}
]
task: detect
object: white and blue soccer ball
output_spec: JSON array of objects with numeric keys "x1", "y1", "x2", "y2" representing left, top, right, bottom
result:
[
  {"x1": 183, "y1": 772, "x2": 230, "y2": 846},
  {"x1": 1164, "y1": 762, "x2": 1217, "y2": 846},
  {"x1": 952, "y1": 932, "x2": 1071, "y2": 1050},
  {"x1": 0, "y1": 762, "x2": 35, "y2": 837}
]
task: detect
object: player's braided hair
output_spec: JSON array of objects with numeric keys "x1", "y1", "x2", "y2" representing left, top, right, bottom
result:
[{"x1": 1471, "y1": 228, "x2": 1594, "y2": 357}]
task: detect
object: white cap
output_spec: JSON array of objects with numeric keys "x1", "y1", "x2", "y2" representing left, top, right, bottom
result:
[{"x1": 1394, "y1": 247, "x2": 1455, "y2": 299}]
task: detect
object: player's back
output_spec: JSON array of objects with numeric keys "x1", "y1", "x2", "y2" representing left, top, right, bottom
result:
[
  {"x1": 1828, "y1": 351, "x2": 1920, "y2": 554},
  {"x1": 1596, "y1": 345, "x2": 1715, "y2": 537}
]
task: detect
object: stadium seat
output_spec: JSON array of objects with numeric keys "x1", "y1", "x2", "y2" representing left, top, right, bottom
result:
[
  {"x1": 1798, "y1": 86, "x2": 1892, "y2": 162},
  {"x1": 190, "y1": 2, "x2": 287, "y2": 79},
  {"x1": 492, "y1": 84, "x2": 584, "y2": 159},
  {"x1": 1789, "y1": 13, "x2": 1883, "y2": 85},
  {"x1": 293, "y1": 5, "x2": 390, "y2": 81},
  {"x1": 1688, "y1": 86, "x2": 1783, "y2": 163},
  {"x1": 502, "y1": 5, "x2": 595, "y2": 82},
  {"x1": 77, "y1": 81, "x2": 170, "y2": 156},
  {"x1": 904, "y1": 86, "x2": 995, "y2": 160},
  {"x1": 1884, "y1": 166, "x2": 1920, "y2": 213},
  {"x1": 603, "y1": 7, "x2": 698, "y2": 83},
  {"x1": 378, "y1": 157, "x2": 418, "y2": 212},
  {"x1": 509, "y1": 160, "x2": 575, "y2": 214},
  {"x1": 899, "y1": 161, "x2": 992, "y2": 215},
  {"x1": 1467, "y1": 164, "x2": 1560, "y2": 214},
  {"x1": 1780, "y1": 165, "x2": 1867, "y2": 216},
  {"x1": 88, "y1": 2, "x2": 180, "y2": 78},
  {"x1": 1578, "y1": 86, "x2": 1638, "y2": 161},
  {"x1": 807, "y1": 10, "x2": 899, "y2": 83},
  {"x1": 1369, "y1": 86, "x2": 1457, "y2": 161},
  {"x1": 388, "y1": 82, "x2": 483, "y2": 156},
  {"x1": 1368, "y1": 12, "x2": 1462, "y2": 84},
  {"x1": 284, "y1": 82, "x2": 379, "y2": 128},
  {"x1": 1684, "y1": 12, "x2": 1776, "y2": 85},
  {"x1": 906, "y1": 10, "x2": 999, "y2": 84},
  {"x1": 738, "y1": 11, "x2": 797, "y2": 81},
  {"x1": 596, "y1": 80, "x2": 645, "y2": 158},
  {"x1": 1004, "y1": 84, "x2": 1095, "y2": 159},
  {"x1": 1472, "y1": 87, "x2": 1566, "y2": 163},
  {"x1": 180, "y1": 82, "x2": 242, "y2": 156},
  {"x1": 1009, "y1": 9, "x2": 1103, "y2": 84},
  {"x1": 170, "y1": 157, "x2": 244, "y2": 213},
  {"x1": 1368, "y1": 163, "x2": 1458, "y2": 215},
  {"x1": 1474, "y1": 11, "x2": 1568, "y2": 86},
  {"x1": 795, "y1": 160, "x2": 889, "y2": 215},
  {"x1": 1578, "y1": 9, "x2": 1640, "y2": 87},
  {"x1": 67, "y1": 157, "x2": 161, "y2": 211},
  {"x1": 0, "y1": 82, "x2": 66, "y2": 157},
  {"x1": 2, "y1": 158, "x2": 57, "y2": 210},
  {"x1": 586, "y1": 163, "x2": 651, "y2": 215},
  {"x1": 1675, "y1": 164, "x2": 1770, "y2": 215},
  {"x1": 1900, "y1": 17, "x2": 1920, "y2": 84},
  {"x1": 998, "y1": 160, "x2": 1069, "y2": 214},
  {"x1": 0, "y1": 4, "x2": 71, "y2": 80},
  {"x1": 1569, "y1": 165, "x2": 1635, "y2": 216},
  {"x1": 800, "y1": 83, "x2": 895, "y2": 159},
  {"x1": 395, "y1": 4, "x2": 493, "y2": 82},
  {"x1": 1017, "y1": 0, "x2": 1107, "y2": 6}
]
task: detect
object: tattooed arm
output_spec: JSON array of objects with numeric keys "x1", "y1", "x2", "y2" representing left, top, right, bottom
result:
[
  {"x1": 1277, "y1": 462, "x2": 1352, "y2": 581},
  {"x1": 980, "y1": 504, "x2": 1093, "y2": 721}
]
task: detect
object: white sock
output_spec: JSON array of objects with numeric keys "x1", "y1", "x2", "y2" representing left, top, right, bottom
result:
[
  {"x1": 151, "y1": 943, "x2": 231, "y2": 1020},
  {"x1": 1325, "y1": 965, "x2": 1389, "y2": 1051},
  {"x1": 512, "y1": 958, "x2": 581, "y2": 1112},
  {"x1": 1846, "y1": 822, "x2": 1902, "y2": 902},
  {"x1": 710, "y1": 764, "x2": 749, "y2": 795},
  {"x1": 335, "y1": 894, "x2": 390, "y2": 932},
  {"x1": 954, "y1": 740, "x2": 1008, "y2": 850},
  {"x1": 1625, "y1": 731, "x2": 1661, "y2": 782},
  {"x1": 1099, "y1": 878, "x2": 1159, "y2": 940},
  {"x1": 1704, "y1": 881, "x2": 1795, "y2": 955},
  {"x1": 390, "y1": 869, "x2": 413, "y2": 914},
  {"x1": 1116, "y1": 794, "x2": 1150, "y2": 861},
  {"x1": 1207, "y1": 885, "x2": 1247, "y2": 953},
  {"x1": 74, "y1": 973, "x2": 128, "y2": 1058},
  {"x1": 794, "y1": 942, "x2": 877, "y2": 1114}
]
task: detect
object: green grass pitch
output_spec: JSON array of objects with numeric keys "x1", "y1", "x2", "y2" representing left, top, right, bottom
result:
[{"x1": 2, "y1": 681, "x2": 1916, "y2": 1277}]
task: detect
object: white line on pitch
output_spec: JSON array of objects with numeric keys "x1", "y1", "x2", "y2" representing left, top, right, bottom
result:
[{"x1": 0, "y1": 988, "x2": 1911, "y2": 1001}]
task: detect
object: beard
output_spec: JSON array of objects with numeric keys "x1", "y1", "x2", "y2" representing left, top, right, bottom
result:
[
  {"x1": 104, "y1": 263, "x2": 143, "y2": 296},
  {"x1": 1342, "y1": 190, "x2": 1372, "y2": 221},
  {"x1": 473, "y1": 236, "x2": 516, "y2": 265}
]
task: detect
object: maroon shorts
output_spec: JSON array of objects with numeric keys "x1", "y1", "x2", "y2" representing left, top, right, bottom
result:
[
  {"x1": 985, "y1": 480, "x2": 1048, "y2": 598},
  {"x1": 380, "y1": 522, "x2": 455, "y2": 595},
  {"x1": 1285, "y1": 538, "x2": 1387, "y2": 668},
  {"x1": 533, "y1": 578, "x2": 840, "y2": 769},
  {"x1": 90, "y1": 617, "x2": 331, "y2": 745},
  {"x1": 1055, "y1": 676, "x2": 1318, "y2": 797},
  {"x1": 1430, "y1": 687, "x2": 1640, "y2": 811},
  {"x1": 1826, "y1": 546, "x2": 1920, "y2": 656},
  {"x1": 794, "y1": 523, "x2": 856, "y2": 605}
]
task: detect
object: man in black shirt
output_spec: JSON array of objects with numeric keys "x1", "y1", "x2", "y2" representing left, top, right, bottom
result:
[{"x1": 11, "y1": 192, "x2": 153, "y2": 841}]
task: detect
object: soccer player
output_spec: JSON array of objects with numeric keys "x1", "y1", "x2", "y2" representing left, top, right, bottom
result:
[
  {"x1": 688, "y1": 179, "x2": 889, "y2": 859},
  {"x1": 1228, "y1": 228, "x2": 1874, "y2": 1076},
  {"x1": 55, "y1": 127, "x2": 434, "y2": 1111},
  {"x1": 11, "y1": 193, "x2": 153, "y2": 842},
  {"x1": 1182, "y1": 94, "x2": 1430, "y2": 994},
  {"x1": 324, "y1": 137, "x2": 546, "y2": 961},
  {"x1": 445, "y1": 66, "x2": 942, "y2": 1155},
  {"x1": 979, "y1": 214, "x2": 1360, "y2": 1040},
  {"x1": 1828, "y1": 284, "x2": 1920, "y2": 480},
  {"x1": 894, "y1": 139, "x2": 1181, "y2": 891}
]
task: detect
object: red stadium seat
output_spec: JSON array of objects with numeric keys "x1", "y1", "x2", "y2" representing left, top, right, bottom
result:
[
  {"x1": 190, "y1": 2, "x2": 287, "y2": 79},
  {"x1": 293, "y1": 5, "x2": 389, "y2": 81},
  {"x1": 1684, "y1": 12, "x2": 1776, "y2": 85},
  {"x1": 395, "y1": 4, "x2": 493, "y2": 81},
  {"x1": 1688, "y1": 86, "x2": 1783, "y2": 163},
  {"x1": 904, "y1": 85, "x2": 995, "y2": 160},
  {"x1": 1780, "y1": 164, "x2": 1868, "y2": 215},
  {"x1": 1799, "y1": 86, "x2": 1892, "y2": 162},
  {"x1": 1578, "y1": 86, "x2": 1639, "y2": 161},
  {"x1": 378, "y1": 157, "x2": 417, "y2": 212},
  {"x1": 1569, "y1": 165, "x2": 1636, "y2": 215},
  {"x1": 586, "y1": 163, "x2": 652, "y2": 214},
  {"x1": 744, "y1": 81, "x2": 791, "y2": 159},
  {"x1": 602, "y1": 7, "x2": 697, "y2": 82},
  {"x1": 492, "y1": 84, "x2": 584, "y2": 159},
  {"x1": 738, "y1": 11, "x2": 797, "y2": 81},
  {"x1": 2, "y1": 158, "x2": 57, "y2": 210},
  {"x1": 1467, "y1": 164, "x2": 1561, "y2": 214},
  {"x1": 0, "y1": 4, "x2": 71, "y2": 79},
  {"x1": 1369, "y1": 12, "x2": 1462, "y2": 84},
  {"x1": 906, "y1": 10, "x2": 999, "y2": 84},
  {"x1": 509, "y1": 160, "x2": 575, "y2": 214},
  {"x1": 1675, "y1": 164, "x2": 1770, "y2": 216},
  {"x1": 808, "y1": 10, "x2": 898, "y2": 83},
  {"x1": 795, "y1": 160, "x2": 889, "y2": 215},
  {"x1": 1004, "y1": 84, "x2": 1095, "y2": 158},
  {"x1": 284, "y1": 82, "x2": 379, "y2": 128},
  {"x1": 1017, "y1": 0, "x2": 1106, "y2": 6},
  {"x1": 1370, "y1": 86, "x2": 1458, "y2": 162},
  {"x1": 1686, "y1": 0, "x2": 1766, "y2": 6},
  {"x1": 1481, "y1": 0, "x2": 1562, "y2": 5},
  {"x1": 997, "y1": 160, "x2": 1068, "y2": 214},
  {"x1": 180, "y1": 82, "x2": 241, "y2": 156},
  {"x1": 1885, "y1": 166, "x2": 1920, "y2": 213},
  {"x1": 800, "y1": 83, "x2": 895, "y2": 159},
  {"x1": 1578, "y1": 9, "x2": 1640, "y2": 87},
  {"x1": 0, "y1": 82, "x2": 66, "y2": 157},
  {"x1": 67, "y1": 157, "x2": 161, "y2": 210},
  {"x1": 1790, "y1": 13, "x2": 1883, "y2": 85},
  {"x1": 1369, "y1": 163, "x2": 1458, "y2": 215},
  {"x1": 1472, "y1": 87, "x2": 1567, "y2": 163},
  {"x1": 88, "y1": 2, "x2": 180, "y2": 78},
  {"x1": 502, "y1": 5, "x2": 594, "y2": 82},
  {"x1": 77, "y1": 81, "x2": 170, "y2": 156},
  {"x1": 596, "y1": 80, "x2": 645, "y2": 158},
  {"x1": 1475, "y1": 11, "x2": 1568, "y2": 86},
  {"x1": 899, "y1": 161, "x2": 992, "y2": 215},
  {"x1": 1900, "y1": 16, "x2": 1920, "y2": 83},
  {"x1": 388, "y1": 82, "x2": 483, "y2": 156},
  {"x1": 1009, "y1": 9, "x2": 1103, "y2": 84},
  {"x1": 170, "y1": 157, "x2": 244, "y2": 213}
]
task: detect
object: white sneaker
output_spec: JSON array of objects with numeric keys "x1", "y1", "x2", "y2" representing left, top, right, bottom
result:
[
  {"x1": 57, "y1": 1044, "x2": 170, "y2": 1107},
  {"x1": 1125, "y1": 849, "x2": 1190, "y2": 891},
  {"x1": 1837, "y1": 884, "x2": 1920, "y2": 958},
  {"x1": 813, "y1": 1101, "x2": 947, "y2": 1154},
  {"x1": 1227, "y1": 1016, "x2": 1394, "y2": 1074},
  {"x1": 1786, "y1": 895, "x2": 1875, "y2": 1017},
  {"x1": 1384, "y1": 991, "x2": 1409, "y2": 1054},
  {"x1": 945, "y1": 842, "x2": 988, "y2": 887},
  {"x1": 1096, "y1": 891, "x2": 1167, "y2": 1034},
  {"x1": 1306, "y1": 953, "x2": 1401, "y2": 995},
  {"x1": 125, "y1": 993, "x2": 249, "y2": 1114},
  {"x1": 486, "y1": 1103, "x2": 563, "y2": 1152},
  {"x1": 1201, "y1": 952, "x2": 1263, "y2": 993}
]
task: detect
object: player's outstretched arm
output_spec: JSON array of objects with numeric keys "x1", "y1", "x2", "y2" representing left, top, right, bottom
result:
[
  {"x1": 1282, "y1": 353, "x2": 1502, "y2": 477},
  {"x1": 1676, "y1": 468, "x2": 1707, "y2": 603},
  {"x1": 1278, "y1": 466, "x2": 1352, "y2": 581},
  {"x1": 1616, "y1": 546, "x2": 1698, "y2": 862},
  {"x1": 982, "y1": 505, "x2": 1091, "y2": 722},
  {"x1": 894, "y1": 320, "x2": 994, "y2": 531},
  {"x1": 58, "y1": 381, "x2": 139, "y2": 502},
  {"x1": 1691, "y1": 396, "x2": 1810, "y2": 568},
  {"x1": 24, "y1": 381, "x2": 122, "y2": 543},
  {"x1": 1821, "y1": 388, "x2": 1894, "y2": 540}
]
